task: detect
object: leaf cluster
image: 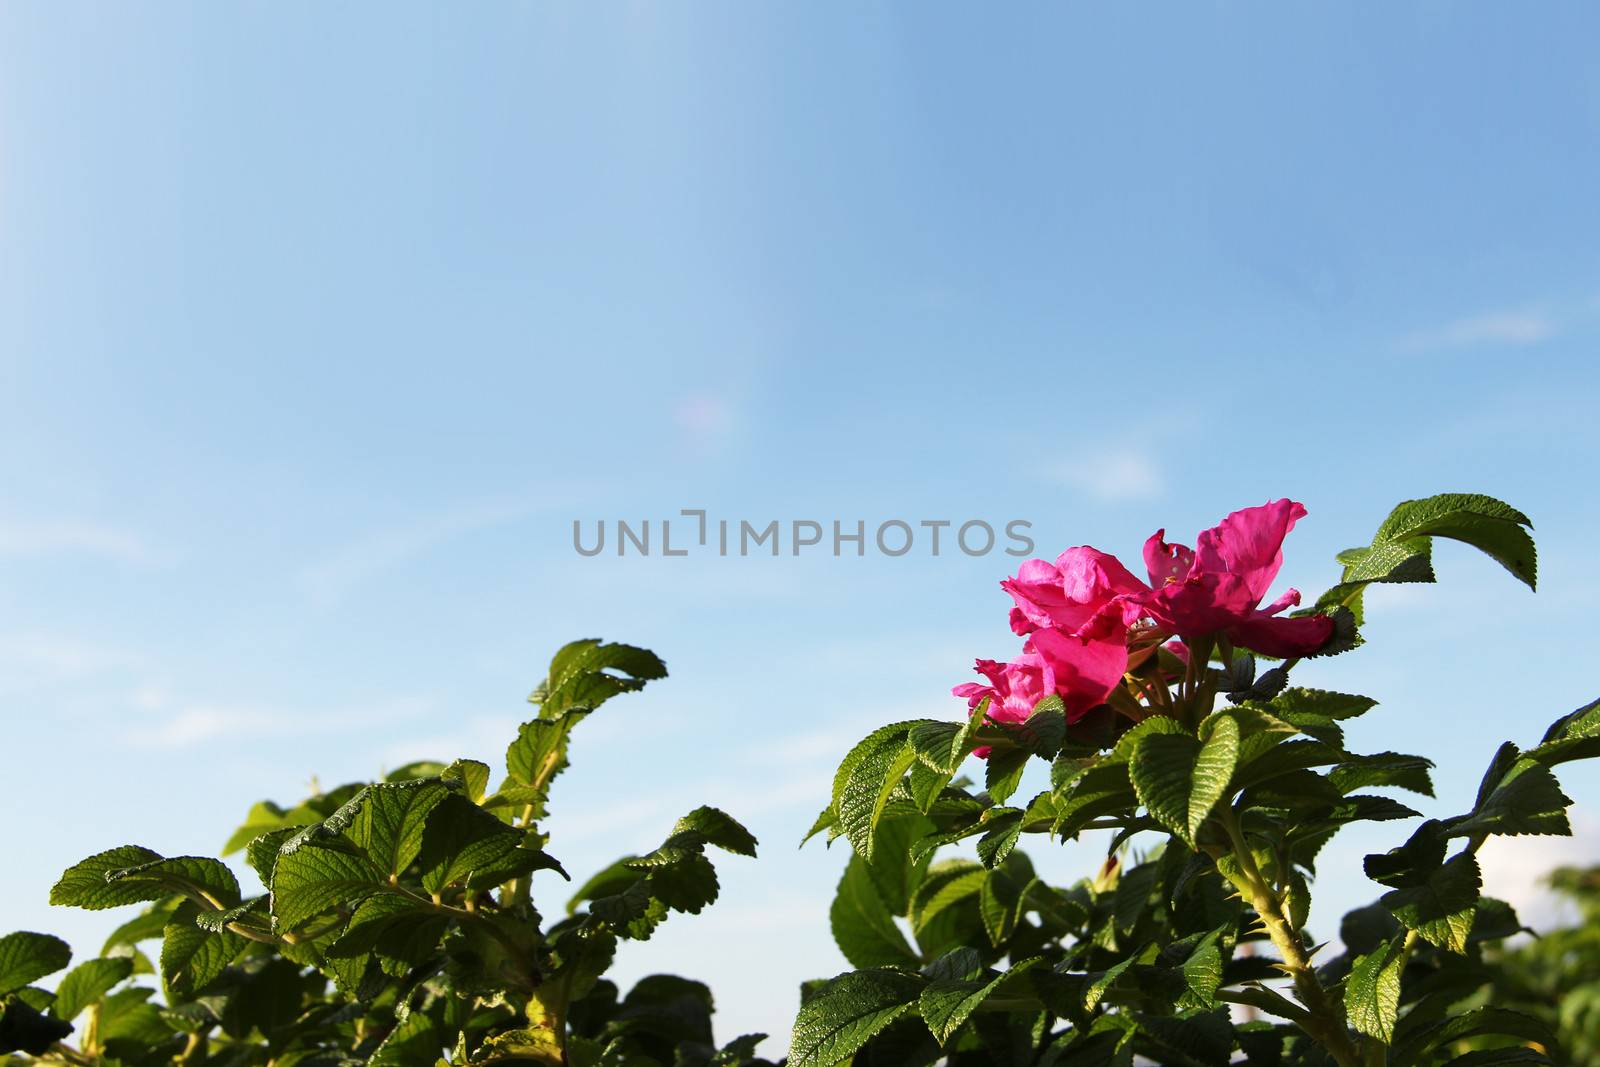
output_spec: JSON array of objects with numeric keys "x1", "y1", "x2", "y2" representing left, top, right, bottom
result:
[
  {"x1": 795, "y1": 494, "x2": 1589, "y2": 1066},
  {"x1": 1, "y1": 640, "x2": 769, "y2": 1067}
]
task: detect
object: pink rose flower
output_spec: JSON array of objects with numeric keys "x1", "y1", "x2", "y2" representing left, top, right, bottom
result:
[
  {"x1": 952, "y1": 652, "x2": 1056, "y2": 758},
  {"x1": 995, "y1": 546, "x2": 1148, "y2": 729},
  {"x1": 1001, "y1": 547, "x2": 1146, "y2": 639},
  {"x1": 1137, "y1": 499, "x2": 1333, "y2": 658}
]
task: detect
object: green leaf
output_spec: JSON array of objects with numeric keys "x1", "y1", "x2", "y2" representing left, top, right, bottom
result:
[
  {"x1": 1329, "y1": 753, "x2": 1435, "y2": 797},
  {"x1": 830, "y1": 857, "x2": 920, "y2": 969},
  {"x1": 50, "y1": 957, "x2": 131, "y2": 1021},
  {"x1": 907, "y1": 761, "x2": 952, "y2": 813},
  {"x1": 647, "y1": 852, "x2": 720, "y2": 915},
  {"x1": 1449, "y1": 759, "x2": 1572, "y2": 839},
  {"x1": 566, "y1": 857, "x2": 640, "y2": 915},
  {"x1": 160, "y1": 901, "x2": 247, "y2": 998},
  {"x1": 918, "y1": 958, "x2": 1041, "y2": 1044},
  {"x1": 1380, "y1": 852, "x2": 1480, "y2": 954},
  {"x1": 983, "y1": 747, "x2": 1029, "y2": 806},
  {"x1": 1365, "y1": 821, "x2": 1447, "y2": 889},
  {"x1": 1053, "y1": 762, "x2": 1138, "y2": 839},
  {"x1": 788, "y1": 969, "x2": 925, "y2": 1067},
  {"x1": 0, "y1": 934, "x2": 71, "y2": 997},
  {"x1": 1110, "y1": 713, "x2": 1188, "y2": 763},
  {"x1": 270, "y1": 844, "x2": 386, "y2": 932},
  {"x1": 101, "y1": 899, "x2": 179, "y2": 955},
  {"x1": 1334, "y1": 493, "x2": 1536, "y2": 615},
  {"x1": 104, "y1": 856, "x2": 242, "y2": 911},
  {"x1": 49, "y1": 846, "x2": 164, "y2": 910},
  {"x1": 349, "y1": 780, "x2": 452, "y2": 877},
  {"x1": 442, "y1": 758, "x2": 492, "y2": 802},
  {"x1": 1008, "y1": 695, "x2": 1068, "y2": 756},
  {"x1": 975, "y1": 811, "x2": 1025, "y2": 870},
  {"x1": 369, "y1": 1009, "x2": 440, "y2": 1067},
  {"x1": 245, "y1": 828, "x2": 298, "y2": 886},
  {"x1": 909, "y1": 721, "x2": 962, "y2": 774},
  {"x1": 1085, "y1": 952, "x2": 1141, "y2": 1011},
  {"x1": 1136, "y1": 1009, "x2": 1234, "y2": 1067},
  {"x1": 1526, "y1": 696, "x2": 1600, "y2": 768},
  {"x1": 1393, "y1": 1007, "x2": 1557, "y2": 1066},
  {"x1": 854, "y1": 817, "x2": 931, "y2": 916},
  {"x1": 324, "y1": 893, "x2": 431, "y2": 960},
  {"x1": 588, "y1": 880, "x2": 663, "y2": 939},
  {"x1": 0, "y1": 994, "x2": 74, "y2": 1056},
  {"x1": 1232, "y1": 739, "x2": 1344, "y2": 792},
  {"x1": 1272, "y1": 688, "x2": 1377, "y2": 721},
  {"x1": 978, "y1": 857, "x2": 1031, "y2": 947},
  {"x1": 1180, "y1": 929, "x2": 1224, "y2": 1009},
  {"x1": 952, "y1": 696, "x2": 991, "y2": 765},
  {"x1": 669, "y1": 806, "x2": 760, "y2": 858},
  {"x1": 1370, "y1": 493, "x2": 1536, "y2": 590},
  {"x1": 833, "y1": 723, "x2": 918, "y2": 861},
  {"x1": 1345, "y1": 936, "x2": 1405, "y2": 1043},
  {"x1": 501, "y1": 709, "x2": 591, "y2": 819},
  {"x1": 419, "y1": 794, "x2": 547, "y2": 893},
  {"x1": 1130, "y1": 715, "x2": 1238, "y2": 847},
  {"x1": 800, "y1": 806, "x2": 839, "y2": 848},
  {"x1": 530, "y1": 639, "x2": 666, "y2": 719},
  {"x1": 910, "y1": 861, "x2": 986, "y2": 936}
]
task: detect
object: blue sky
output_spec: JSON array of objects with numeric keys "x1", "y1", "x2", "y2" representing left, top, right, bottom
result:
[{"x1": 4, "y1": 3, "x2": 1600, "y2": 1051}]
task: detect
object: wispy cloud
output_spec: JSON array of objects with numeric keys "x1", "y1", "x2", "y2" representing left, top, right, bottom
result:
[
  {"x1": 1398, "y1": 308, "x2": 1557, "y2": 353},
  {"x1": 0, "y1": 633, "x2": 145, "y2": 676},
  {"x1": 131, "y1": 695, "x2": 434, "y2": 749},
  {"x1": 1047, "y1": 450, "x2": 1164, "y2": 502},
  {"x1": 0, "y1": 518, "x2": 155, "y2": 564},
  {"x1": 297, "y1": 497, "x2": 537, "y2": 607},
  {"x1": 673, "y1": 391, "x2": 737, "y2": 453}
]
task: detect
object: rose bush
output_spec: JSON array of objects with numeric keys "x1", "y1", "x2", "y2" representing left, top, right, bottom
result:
[
  {"x1": 796, "y1": 492, "x2": 1594, "y2": 1066},
  {"x1": 0, "y1": 641, "x2": 771, "y2": 1067}
]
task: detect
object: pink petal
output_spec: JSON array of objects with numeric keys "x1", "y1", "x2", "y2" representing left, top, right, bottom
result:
[
  {"x1": 1143, "y1": 530, "x2": 1195, "y2": 588},
  {"x1": 1027, "y1": 626, "x2": 1129, "y2": 722},
  {"x1": 1226, "y1": 611, "x2": 1334, "y2": 659},
  {"x1": 1194, "y1": 499, "x2": 1307, "y2": 603},
  {"x1": 1261, "y1": 588, "x2": 1303, "y2": 616}
]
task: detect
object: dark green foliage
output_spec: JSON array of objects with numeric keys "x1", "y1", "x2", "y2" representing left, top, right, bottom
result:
[
  {"x1": 2, "y1": 639, "x2": 770, "y2": 1067},
  {"x1": 1483, "y1": 866, "x2": 1600, "y2": 1065}
]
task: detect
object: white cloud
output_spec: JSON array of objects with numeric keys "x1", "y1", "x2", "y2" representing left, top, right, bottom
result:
[
  {"x1": 1048, "y1": 451, "x2": 1164, "y2": 502},
  {"x1": 0, "y1": 518, "x2": 154, "y2": 564},
  {"x1": 1478, "y1": 812, "x2": 1600, "y2": 932},
  {"x1": 1398, "y1": 309, "x2": 1557, "y2": 353},
  {"x1": 0, "y1": 633, "x2": 144, "y2": 675},
  {"x1": 297, "y1": 497, "x2": 536, "y2": 607},
  {"x1": 131, "y1": 695, "x2": 434, "y2": 750}
]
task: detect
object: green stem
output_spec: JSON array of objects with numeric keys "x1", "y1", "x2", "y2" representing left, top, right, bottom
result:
[
  {"x1": 1219, "y1": 806, "x2": 1361, "y2": 1067},
  {"x1": 174, "y1": 1031, "x2": 204, "y2": 1067},
  {"x1": 81, "y1": 1004, "x2": 101, "y2": 1058},
  {"x1": 49, "y1": 1045, "x2": 97, "y2": 1067}
]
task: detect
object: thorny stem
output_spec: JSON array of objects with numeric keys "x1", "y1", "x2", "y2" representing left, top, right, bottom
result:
[{"x1": 1218, "y1": 805, "x2": 1362, "y2": 1067}]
